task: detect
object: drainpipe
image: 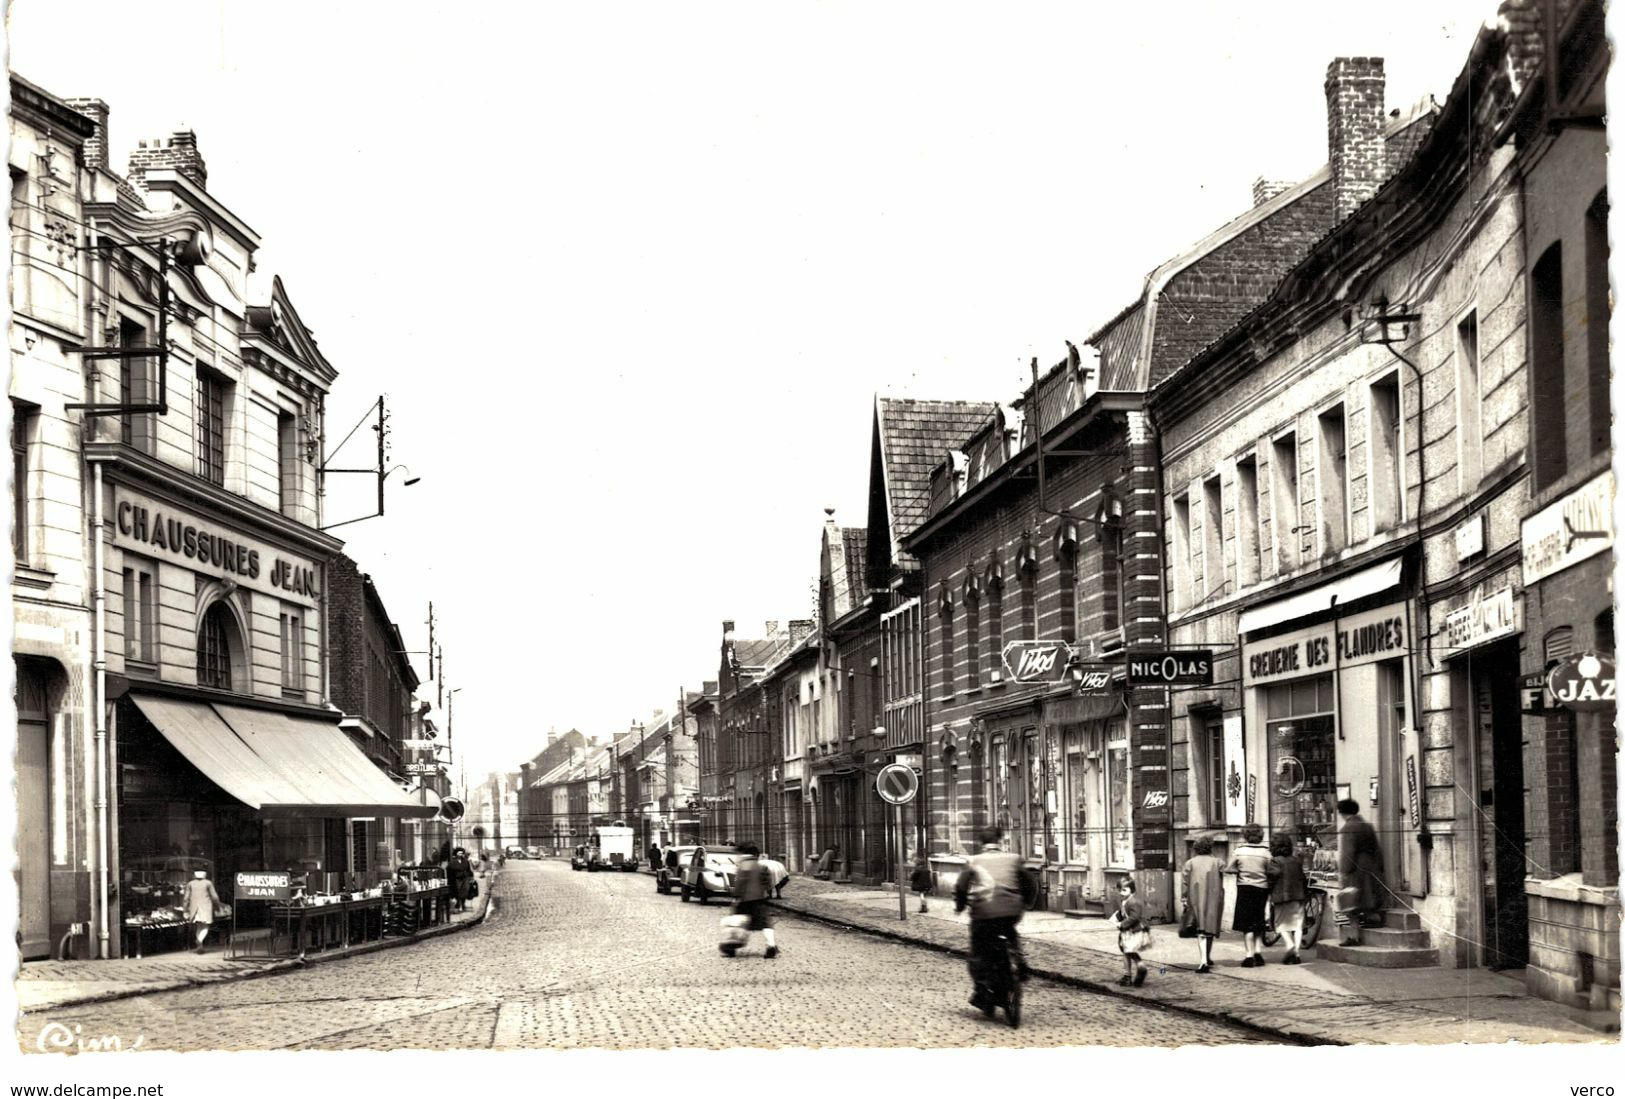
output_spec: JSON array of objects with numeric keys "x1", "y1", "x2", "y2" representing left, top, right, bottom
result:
[
  {"x1": 84, "y1": 217, "x2": 113, "y2": 959},
  {"x1": 91, "y1": 454, "x2": 110, "y2": 958}
]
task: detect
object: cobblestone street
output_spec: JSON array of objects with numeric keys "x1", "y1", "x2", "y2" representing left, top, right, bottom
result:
[{"x1": 19, "y1": 861, "x2": 1268, "y2": 1050}]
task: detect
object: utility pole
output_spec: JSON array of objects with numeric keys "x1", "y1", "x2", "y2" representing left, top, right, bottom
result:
[{"x1": 427, "y1": 602, "x2": 435, "y2": 681}]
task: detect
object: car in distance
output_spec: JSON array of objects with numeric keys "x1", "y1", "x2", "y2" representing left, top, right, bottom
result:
[
  {"x1": 680, "y1": 846, "x2": 742, "y2": 905},
  {"x1": 570, "y1": 845, "x2": 595, "y2": 871},
  {"x1": 504, "y1": 846, "x2": 527, "y2": 860},
  {"x1": 656, "y1": 846, "x2": 698, "y2": 894}
]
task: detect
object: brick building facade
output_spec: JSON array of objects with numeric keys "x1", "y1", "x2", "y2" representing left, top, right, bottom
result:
[{"x1": 1500, "y1": 0, "x2": 1617, "y2": 1017}]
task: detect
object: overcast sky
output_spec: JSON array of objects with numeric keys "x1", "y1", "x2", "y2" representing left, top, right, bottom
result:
[{"x1": 12, "y1": 0, "x2": 1495, "y2": 779}]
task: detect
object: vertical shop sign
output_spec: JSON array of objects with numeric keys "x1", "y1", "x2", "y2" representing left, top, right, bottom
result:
[
  {"x1": 1405, "y1": 755, "x2": 1421, "y2": 831},
  {"x1": 1246, "y1": 774, "x2": 1257, "y2": 823},
  {"x1": 1222, "y1": 715, "x2": 1246, "y2": 827}
]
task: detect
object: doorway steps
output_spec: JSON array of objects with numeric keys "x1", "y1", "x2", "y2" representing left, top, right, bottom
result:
[
  {"x1": 1063, "y1": 899, "x2": 1107, "y2": 919},
  {"x1": 1315, "y1": 908, "x2": 1439, "y2": 968}
]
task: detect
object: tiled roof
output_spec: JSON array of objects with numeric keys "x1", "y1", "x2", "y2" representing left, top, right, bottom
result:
[
  {"x1": 734, "y1": 637, "x2": 789, "y2": 670},
  {"x1": 873, "y1": 397, "x2": 998, "y2": 573},
  {"x1": 841, "y1": 527, "x2": 870, "y2": 607},
  {"x1": 1088, "y1": 108, "x2": 1436, "y2": 393}
]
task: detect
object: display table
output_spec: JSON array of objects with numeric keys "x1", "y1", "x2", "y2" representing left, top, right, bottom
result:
[
  {"x1": 268, "y1": 896, "x2": 392, "y2": 957},
  {"x1": 121, "y1": 917, "x2": 189, "y2": 959}
]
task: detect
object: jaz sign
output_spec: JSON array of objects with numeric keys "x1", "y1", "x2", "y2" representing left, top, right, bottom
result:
[
  {"x1": 1547, "y1": 653, "x2": 1616, "y2": 712},
  {"x1": 1126, "y1": 650, "x2": 1214, "y2": 686},
  {"x1": 1002, "y1": 640, "x2": 1073, "y2": 683}
]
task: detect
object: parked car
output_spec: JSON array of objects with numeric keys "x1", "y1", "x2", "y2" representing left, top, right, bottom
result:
[
  {"x1": 680, "y1": 846, "x2": 742, "y2": 905},
  {"x1": 526, "y1": 846, "x2": 542, "y2": 860},
  {"x1": 504, "y1": 846, "x2": 527, "y2": 860},
  {"x1": 656, "y1": 846, "x2": 698, "y2": 894},
  {"x1": 570, "y1": 845, "x2": 596, "y2": 871}
]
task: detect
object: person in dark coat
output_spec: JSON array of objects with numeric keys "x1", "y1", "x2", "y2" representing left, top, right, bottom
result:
[
  {"x1": 1335, "y1": 799, "x2": 1385, "y2": 945},
  {"x1": 1181, "y1": 834, "x2": 1224, "y2": 973},
  {"x1": 647, "y1": 843, "x2": 661, "y2": 871},
  {"x1": 448, "y1": 847, "x2": 473, "y2": 912},
  {"x1": 909, "y1": 850, "x2": 935, "y2": 914}
]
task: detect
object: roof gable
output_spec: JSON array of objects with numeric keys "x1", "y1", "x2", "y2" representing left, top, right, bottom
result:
[{"x1": 866, "y1": 396, "x2": 997, "y2": 586}]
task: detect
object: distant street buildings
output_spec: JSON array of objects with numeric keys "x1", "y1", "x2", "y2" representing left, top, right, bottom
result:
[{"x1": 499, "y1": 0, "x2": 1614, "y2": 1021}]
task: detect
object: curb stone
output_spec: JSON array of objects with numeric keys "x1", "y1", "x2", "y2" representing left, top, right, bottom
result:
[
  {"x1": 769, "y1": 896, "x2": 1336, "y2": 1047},
  {"x1": 19, "y1": 876, "x2": 499, "y2": 1015}
]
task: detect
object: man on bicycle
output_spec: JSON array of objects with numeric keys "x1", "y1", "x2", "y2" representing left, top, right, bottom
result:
[{"x1": 954, "y1": 825, "x2": 1038, "y2": 1015}]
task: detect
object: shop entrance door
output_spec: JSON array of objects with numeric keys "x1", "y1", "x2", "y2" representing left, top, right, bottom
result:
[
  {"x1": 18, "y1": 706, "x2": 49, "y2": 959},
  {"x1": 1475, "y1": 642, "x2": 1528, "y2": 970}
]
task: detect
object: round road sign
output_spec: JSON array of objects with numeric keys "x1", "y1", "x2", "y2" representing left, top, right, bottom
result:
[{"x1": 876, "y1": 763, "x2": 919, "y2": 805}]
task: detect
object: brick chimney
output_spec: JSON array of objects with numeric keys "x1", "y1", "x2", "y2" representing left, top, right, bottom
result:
[
  {"x1": 788, "y1": 619, "x2": 816, "y2": 647},
  {"x1": 764, "y1": 620, "x2": 780, "y2": 637},
  {"x1": 1252, "y1": 177, "x2": 1292, "y2": 208},
  {"x1": 63, "y1": 98, "x2": 110, "y2": 171},
  {"x1": 1498, "y1": 0, "x2": 1546, "y2": 89},
  {"x1": 127, "y1": 130, "x2": 208, "y2": 190},
  {"x1": 1325, "y1": 57, "x2": 1386, "y2": 221}
]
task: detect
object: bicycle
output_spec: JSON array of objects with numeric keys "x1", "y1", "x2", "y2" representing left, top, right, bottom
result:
[
  {"x1": 974, "y1": 926, "x2": 1026, "y2": 1028},
  {"x1": 1262, "y1": 885, "x2": 1328, "y2": 948}
]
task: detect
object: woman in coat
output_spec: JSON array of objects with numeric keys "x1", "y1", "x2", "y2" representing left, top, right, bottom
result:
[{"x1": 1181, "y1": 834, "x2": 1224, "y2": 973}]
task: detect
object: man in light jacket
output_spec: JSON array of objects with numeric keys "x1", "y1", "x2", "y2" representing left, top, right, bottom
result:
[
  {"x1": 953, "y1": 825, "x2": 1037, "y2": 1015},
  {"x1": 182, "y1": 869, "x2": 223, "y2": 954}
]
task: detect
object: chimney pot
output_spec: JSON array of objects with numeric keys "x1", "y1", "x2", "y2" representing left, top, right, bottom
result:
[
  {"x1": 1251, "y1": 177, "x2": 1292, "y2": 208},
  {"x1": 764, "y1": 620, "x2": 780, "y2": 636}
]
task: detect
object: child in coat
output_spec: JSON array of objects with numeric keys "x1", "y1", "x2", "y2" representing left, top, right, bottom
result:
[
  {"x1": 909, "y1": 850, "x2": 935, "y2": 914},
  {"x1": 1110, "y1": 877, "x2": 1151, "y2": 987}
]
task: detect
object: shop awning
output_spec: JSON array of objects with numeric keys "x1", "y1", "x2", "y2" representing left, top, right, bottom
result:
[
  {"x1": 130, "y1": 694, "x2": 437, "y2": 818},
  {"x1": 1236, "y1": 556, "x2": 1404, "y2": 634}
]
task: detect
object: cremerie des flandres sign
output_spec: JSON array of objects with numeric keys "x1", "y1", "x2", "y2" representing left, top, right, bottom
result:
[
  {"x1": 111, "y1": 486, "x2": 321, "y2": 607},
  {"x1": 1243, "y1": 602, "x2": 1407, "y2": 686}
]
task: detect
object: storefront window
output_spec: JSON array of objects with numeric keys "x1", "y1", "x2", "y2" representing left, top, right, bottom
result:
[
  {"x1": 992, "y1": 737, "x2": 1010, "y2": 837},
  {"x1": 1064, "y1": 729, "x2": 1086, "y2": 864},
  {"x1": 1024, "y1": 731, "x2": 1043, "y2": 858},
  {"x1": 1106, "y1": 739, "x2": 1131, "y2": 866},
  {"x1": 1264, "y1": 674, "x2": 1336, "y2": 844}
]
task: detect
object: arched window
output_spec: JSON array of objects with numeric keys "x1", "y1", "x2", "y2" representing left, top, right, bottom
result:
[{"x1": 197, "y1": 601, "x2": 238, "y2": 690}]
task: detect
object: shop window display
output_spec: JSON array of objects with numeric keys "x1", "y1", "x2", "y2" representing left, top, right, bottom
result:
[
  {"x1": 1065, "y1": 731, "x2": 1087, "y2": 864},
  {"x1": 1107, "y1": 741, "x2": 1131, "y2": 866},
  {"x1": 1265, "y1": 674, "x2": 1337, "y2": 843}
]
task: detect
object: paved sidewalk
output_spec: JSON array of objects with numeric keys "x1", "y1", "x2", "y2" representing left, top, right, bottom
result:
[
  {"x1": 15, "y1": 870, "x2": 499, "y2": 1015},
  {"x1": 771, "y1": 878, "x2": 1613, "y2": 1045}
]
